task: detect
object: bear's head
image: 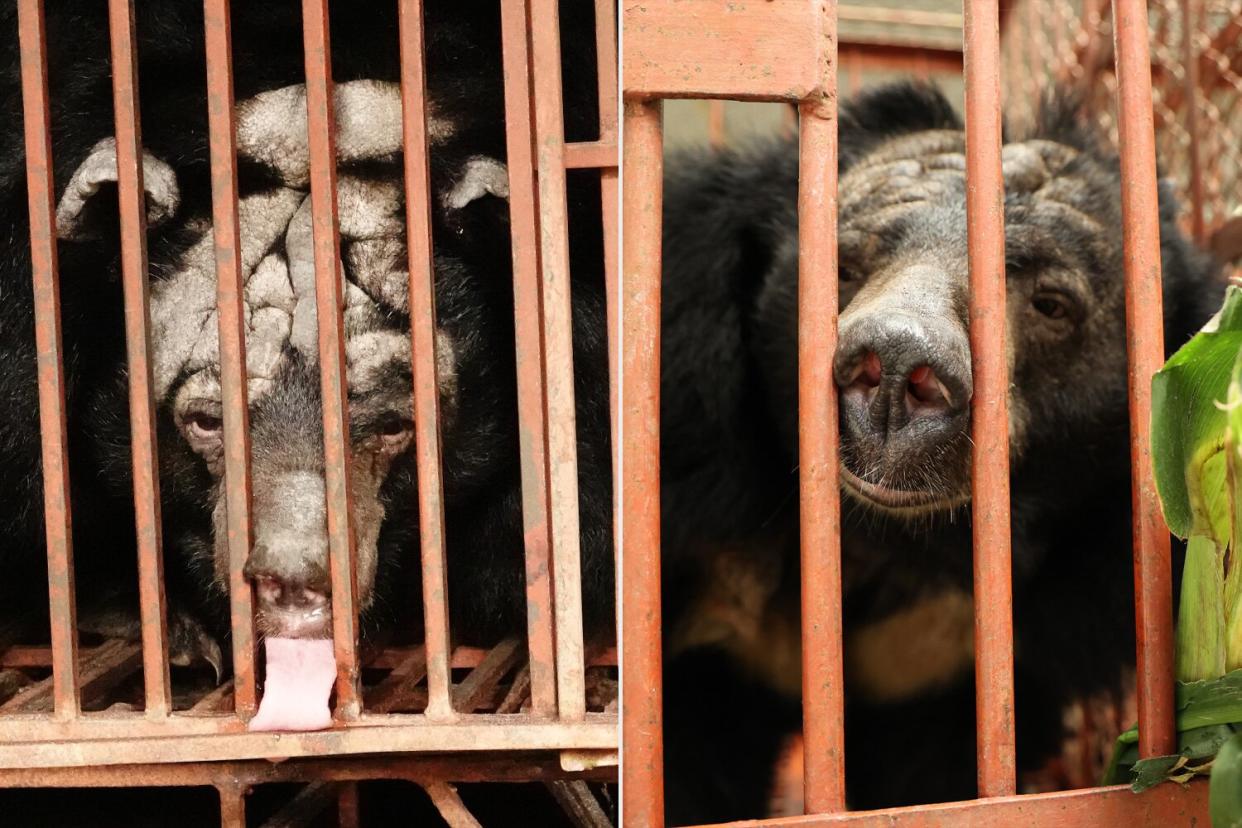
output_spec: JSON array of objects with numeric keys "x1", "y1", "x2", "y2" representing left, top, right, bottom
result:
[
  {"x1": 754, "y1": 83, "x2": 1220, "y2": 521},
  {"x1": 62, "y1": 80, "x2": 516, "y2": 641}
]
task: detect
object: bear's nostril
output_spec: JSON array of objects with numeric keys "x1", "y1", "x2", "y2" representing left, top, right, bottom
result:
[
  {"x1": 302, "y1": 588, "x2": 328, "y2": 610},
  {"x1": 907, "y1": 364, "x2": 950, "y2": 408},
  {"x1": 255, "y1": 576, "x2": 283, "y2": 607},
  {"x1": 844, "y1": 351, "x2": 883, "y2": 390},
  {"x1": 252, "y1": 573, "x2": 329, "y2": 613}
]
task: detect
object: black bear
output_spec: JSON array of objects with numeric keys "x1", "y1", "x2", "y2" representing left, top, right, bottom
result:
[
  {"x1": 0, "y1": 1, "x2": 612, "y2": 682},
  {"x1": 658, "y1": 82, "x2": 1220, "y2": 822}
]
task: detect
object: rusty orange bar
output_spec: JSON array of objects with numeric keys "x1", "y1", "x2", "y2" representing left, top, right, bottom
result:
[
  {"x1": 108, "y1": 0, "x2": 172, "y2": 719},
  {"x1": 531, "y1": 0, "x2": 588, "y2": 721},
  {"x1": 396, "y1": 0, "x2": 454, "y2": 721},
  {"x1": 0, "y1": 754, "x2": 614, "y2": 788},
  {"x1": 1181, "y1": 0, "x2": 1205, "y2": 244},
  {"x1": 300, "y1": 0, "x2": 362, "y2": 720},
  {"x1": 564, "y1": 140, "x2": 618, "y2": 170},
  {"x1": 1023, "y1": 0, "x2": 1040, "y2": 117},
  {"x1": 1051, "y1": 0, "x2": 1069, "y2": 76},
  {"x1": 624, "y1": 1, "x2": 835, "y2": 102},
  {"x1": 844, "y1": 46, "x2": 862, "y2": 94},
  {"x1": 1112, "y1": 0, "x2": 1177, "y2": 758},
  {"x1": 203, "y1": 0, "x2": 258, "y2": 721},
  {"x1": 797, "y1": 65, "x2": 846, "y2": 828},
  {"x1": 964, "y1": 0, "x2": 1017, "y2": 797},
  {"x1": 338, "y1": 783, "x2": 360, "y2": 828},
  {"x1": 690, "y1": 782, "x2": 1209, "y2": 827},
  {"x1": 708, "y1": 101, "x2": 727, "y2": 146},
  {"x1": 17, "y1": 0, "x2": 80, "y2": 720},
  {"x1": 0, "y1": 717, "x2": 619, "y2": 767},
  {"x1": 217, "y1": 783, "x2": 246, "y2": 828},
  {"x1": 621, "y1": 97, "x2": 664, "y2": 828},
  {"x1": 594, "y1": 0, "x2": 621, "y2": 639},
  {"x1": 498, "y1": 0, "x2": 557, "y2": 717}
]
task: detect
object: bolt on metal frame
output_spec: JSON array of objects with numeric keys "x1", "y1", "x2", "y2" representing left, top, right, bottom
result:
[
  {"x1": 621, "y1": 0, "x2": 1193, "y2": 824},
  {"x1": 8, "y1": 0, "x2": 617, "y2": 822}
]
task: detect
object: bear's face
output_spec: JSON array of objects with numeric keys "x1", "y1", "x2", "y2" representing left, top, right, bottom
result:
[
  {"x1": 64, "y1": 81, "x2": 513, "y2": 640},
  {"x1": 821, "y1": 128, "x2": 1128, "y2": 518}
]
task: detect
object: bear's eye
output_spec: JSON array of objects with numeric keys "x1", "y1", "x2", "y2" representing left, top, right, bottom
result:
[
  {"x1": 838, "y1": 259, "x2": 866, "y2": 283},
  {"x1": 375, "y1": 413, "x2": 415, "y2": 452},
  {"x1": 1032, "y1": 293, "x2": 1069, "y2": 320},
  {"x1": 185, "y1": 411, "x2": 224, "y2": 439}
]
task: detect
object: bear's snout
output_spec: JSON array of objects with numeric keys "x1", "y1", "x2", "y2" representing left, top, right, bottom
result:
[
  {"x1": 834, "y1": 299, "x2": 974, "y2": 511},
  {"x1": 836, "y1": 311, "x2": 971, "y2": 439}
]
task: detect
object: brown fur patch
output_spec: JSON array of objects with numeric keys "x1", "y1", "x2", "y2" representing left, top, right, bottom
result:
[
  {"x1": 845, "y1": 589, "x2": 975, "y2": 703},
  {"x1": 669, "y1": 538, "x2": 803, "y2": 698}
]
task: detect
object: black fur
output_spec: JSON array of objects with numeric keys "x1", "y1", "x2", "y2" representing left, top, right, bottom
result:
[{"x1": 659, "y1": 82, "x2": 1220, "y2": 822}]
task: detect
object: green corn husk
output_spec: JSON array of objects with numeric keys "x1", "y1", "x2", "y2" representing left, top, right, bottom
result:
[{"x1": 1151, "y1": 287, "x2": 1242, "y2": 678}]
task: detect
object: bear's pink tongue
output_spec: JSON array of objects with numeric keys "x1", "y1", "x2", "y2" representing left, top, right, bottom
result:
[{"x1": 247, "y1": 638, "x2": 336, "y2": 732}]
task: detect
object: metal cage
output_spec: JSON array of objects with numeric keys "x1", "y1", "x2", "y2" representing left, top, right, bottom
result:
[{"x1": 5, "y1": 0, "x2": 619, "y2": 824}]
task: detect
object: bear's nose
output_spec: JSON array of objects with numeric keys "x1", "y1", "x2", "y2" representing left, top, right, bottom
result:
[
  {"x1": 834, "y1": 312, "x2": 972, "y2": 441},
  {"x1": 244, "y1": 526, "x2": 333, "y2": 638}
]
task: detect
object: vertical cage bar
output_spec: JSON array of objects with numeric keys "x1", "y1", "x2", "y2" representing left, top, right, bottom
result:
[
  {"x1": 621, "y1": 97, "x2": 664, "y2": 828},
  {"x1": 1024, "y1": 0, "x2": 1041, "y2": 121},
  {"x1": 593, "y1": 0, "x2": 622, "y2": 648},
  {"x1": 964, "y1": 0, "x2": 1017, "y2": 797},
  {"x1": 1051, "y1": 0, "x2": 1069, "y2": 77},
  {"x1": 707, "y1": 101, "x2": 727, "y2": 147},
  {"x1": 337, "y1": 782, "x2": 360, "y2": 828},
  {"x1": 1112, "y1": 0, "x2": 1177, "y2": 758},
  {"x1": 17, "y1": 0, "x2": 80, "y2": 720},
  {"x1": 530, "y1": 0, "x2": 588, "y2": 721},
  {"x1": 301, "y1": 0, "x2": 362, "y2": 720},
  {"x1": 797, "y1": 14, "x2": 845, "y2": 814},
  {"x1": 845, "y1": 47, "x2": 862, "y2": 95},
  {"x1": 396, "y1": 0, "x2": 454, "y2": 721},
  {"x1": 203, "y1": 0, "x2": 258, "y2": 720},
  {"x1": 108, "y1": 0, "x2": 172, "y2": 718},
  {"x1": 217, "y1": 784, "x2": 246, "y2": 828},
  {"x1": 594, "y1": 0, "x2": 620, "y2": 507},
  {"x1": 499, "y1": 0, "x2": 558, "y2": 717},
  {"x1": 1181, "y1": 0, "x2": 1206, "y2": 244}
]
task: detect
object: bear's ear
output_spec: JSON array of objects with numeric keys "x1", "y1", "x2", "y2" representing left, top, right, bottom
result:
[
  {"x1": 839, "y1": 81, "x2": 962, "y2": 165},
  {"x1": 56, "y1": 138, "x2": 180, "y2": 241},
  {"x1": 442, "y1": 155, "x2": 509, "y2": 211}
]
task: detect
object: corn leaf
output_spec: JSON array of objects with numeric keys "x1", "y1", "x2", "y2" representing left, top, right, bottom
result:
[
  {"x1": 1105, "y1": 670, "x2": 1242, "y2": 787},
  {"x1": 1213, "y1": 731, "x2": 1242, "y2": 827},
  {"x1": 1227, "y1": 347, "x2": 1242, "y2": 671},
  {"x1": 1180, "y1": 533, "x2": 1229, "y2": 682},
  {"x1": 1152, "y1": 285, "x2": 1242, "y2": 542}
]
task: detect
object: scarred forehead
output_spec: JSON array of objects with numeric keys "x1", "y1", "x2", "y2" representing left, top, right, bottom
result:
[
  {"x1": 56, "y1": 79, "x2": 502, "y2": 409},
  {"x1": 840, "y1": 128, "x2": 1110, "y2": 253},
  {"x1": 844, "y1": 130, "x2": 1086, "y2": 203}
]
